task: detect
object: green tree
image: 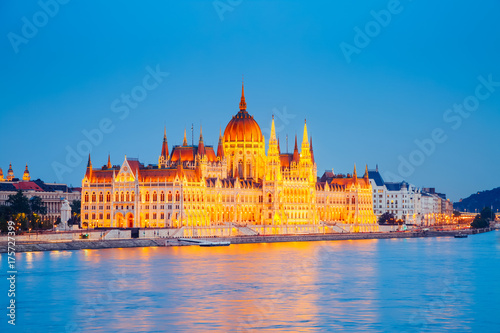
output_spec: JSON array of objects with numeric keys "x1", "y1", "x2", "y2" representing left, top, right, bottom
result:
[
  {"x1": 480, "y1": 207, "x2": 494, "y2": 221},
  {"x1": 471, "y1": 214, "x2": 489, "y2": 229},
  {"x1": 30, "y1": 196, "x2": 47, "y2": 215},
  {"x1": 7, "y1": 191, "x2": 30, "y2": 215},
  {"x1": 70, "y1": 200, "x2": 81, "y2": 226},
  {"x1": 378, "y1": 212, "x2": 396, "y2": 225}
]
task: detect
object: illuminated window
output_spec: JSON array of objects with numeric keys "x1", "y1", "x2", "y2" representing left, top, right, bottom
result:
[
  {"x1": 84, "y1": 192, "x2": 89, "y2": 203},
  {"x1": 160, "y1": 191, "x2": 165, "y2": 202},
  {"x1": 106, "y1": 192, "x2": 111, "y2": 202},
  {"x1": 99, "y1": 192, "x2": 103, "y2": 202},
  {"x1": 91, "y1": 192, "x2": 96, "y2": 203},
  {"x1": 153, "y1": 191, "x2": 157, "y2": 202}
]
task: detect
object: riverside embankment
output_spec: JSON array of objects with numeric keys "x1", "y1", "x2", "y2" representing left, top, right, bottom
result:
[{"x1": 1, "y1": 228, "x2": 493, "y2": 253}]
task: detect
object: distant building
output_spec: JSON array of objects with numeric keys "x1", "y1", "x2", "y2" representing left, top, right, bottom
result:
[
  {"x1": 368, "y1": 166, "x2": 421, "y2": 224},
  {"x1": 369, "y1": 168, "x2": 453, "y2": 226},
  {"x1": 0, "y1": 163, "x2": 81, "y2": 223}
]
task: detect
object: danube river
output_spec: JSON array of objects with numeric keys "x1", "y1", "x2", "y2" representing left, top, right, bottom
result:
[{"x1": 2, "y1": 231, "x2": 500, "y2": 332}]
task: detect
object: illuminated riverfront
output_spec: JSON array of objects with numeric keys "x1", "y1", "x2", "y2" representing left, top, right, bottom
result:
[
  {"x1": 81, "y1": 84, "x2": 378, "y2": 235},
  {"x1": 4, "y1": 232, "x2": 500, "y2": 332}
]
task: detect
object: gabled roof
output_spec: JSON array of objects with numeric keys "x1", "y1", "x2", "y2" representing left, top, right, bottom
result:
[
  {"x1": 12, "y1": 181, "x2": 44, "y2": 192},
  {"x1": 368, "y1": 170, "x2": 385, "y2": 186}
]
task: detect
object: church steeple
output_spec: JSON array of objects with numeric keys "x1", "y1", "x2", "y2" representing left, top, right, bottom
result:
[
  {"x1": 159, "y1": 127, "x2": 169, "y2": 168},
  {"x1": 239, "y1": 80, "x2": 247, "y2": 111},
  {"x1": 353, "y1": 164, "x2": 358, "y2": 183},
  {"x1": 22, "y1": 163, "x2": 30, "y2": 181},
  {"x1": 364, "y1": 164, "x2": 369, "y2": 180},
  {"x1": 107, "y1": 154, "x2": 112, "y2": 169}
]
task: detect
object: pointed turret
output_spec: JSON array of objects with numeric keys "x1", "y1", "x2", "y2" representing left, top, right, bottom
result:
[
  {"x1": 353, "y1": 164, "x2": 358, "y2": 182},
  {"x1": 217, "y1": 128, "x2": 225, "y2": 159},
  {"x1": 267, "y1": 115, "x2": 280, "y2": 167},
  {"x1": 292, "y1": 134, "x2": 300, "y2": 163},
  {"x1": 302, "y1": 119, "x2": 309, "y2": 147},
  {"x1": 7, "y1": 163, "x2": 14, "y2": 181},
  {"x1": 310, "y1": 136, "x2": 315, "y2": 164},
  {"x1": 277, "y1": 137, "x2": 281, "y2": 154},
  {"x1": 0, "y1": 167, "x2": 4, "y2": 181},
  {"x1": 239, "y1": 80, "x2": 247, "y2": 111},
  {"x1": 22, "y1": 163, "x2": 30, "y2": 181},
  {"x1": 364, "y1": 164, "x2": 369, "y2": 179},
  {"x1": 85, "y1": 155, "x2": 92, "y2": 180},
  {"x1": 107, "y1": 154, "x2": 112, "y2": 169},
  {"x1": 299, "y1": 119, "x2": 312, "y2": 163},
  {"x1": 182, "y1": 128, "x2": 188, "y2": 146},
  {"x1": 198, "y1": 125, "x2": 205, "y2": 156},
  {"x1": 158, "y1": 127, "x2": 169, "y2": 168}
]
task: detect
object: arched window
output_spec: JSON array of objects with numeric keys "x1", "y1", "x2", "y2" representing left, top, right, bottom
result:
[
  {"x1": 120, "y1": 192, "x2": 124, "y2": 202},
  {"x1": 175, "y1": 191, "x2": 180, "y2": 202},
  {"x1": 160, "y1": 191, "x2": 165, "y2": 202},
  {"x1": 99, "y1": 192, "x2": 103, "y2": 202},
  {"x1": 126, "y1": 192, "x2": 130, "y2": 201},
  {"x1": 91, "y1": 192, "x2": 96, "y2": 203},
  {"x1": 153, "y1": 191, "x2": 157, "y2": 202},
  {"x1": 131, "y1": 191, "x2": 135, "y2": 201},
  {"x1": 115, "y1": 192, "x2": 119, "y2": 202},
  {"x1": 84, "y1": 192, "x2": 89, "y2": 203},
  {"x1": 168, "y1": 192, "x2": 172, "y2": 202},
  {"x1": 106, "y1": 192, "x2": 111, "y2": 202},
  {"x1": 268, "y1": 193, "x2": 272, "y2": 203},
  {"x1": 145, "y1": 191, "x2": 150, "y2": 202}
]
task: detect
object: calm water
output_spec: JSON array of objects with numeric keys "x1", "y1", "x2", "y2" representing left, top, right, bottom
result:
[{"x1": 2, "y1": 231, "x2": 500, "y2": 332}]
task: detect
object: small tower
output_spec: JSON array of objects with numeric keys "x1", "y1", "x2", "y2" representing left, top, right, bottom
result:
[
  {"x1": 107, "y1": 154, "x2": 112, "y2": 169},
  {"x1": 198, "y1": 125, "x2": 205, "y2": 156},
  {"x1": 292, "y1": 135, "x2": 300, "y2": 163},
  {"x1": 7, "y1": 163, "x2": 14, "y2": 181},
  {"x1": 159, "y1": 127, "x2": 169, "y2": 168},
  {"x1": 85, "y1": 154, "x2": 92, "y2": 180},
  {"x1": 217, "y1": 127, "x2": 225, "y2": 159},
  {"x1": 0, "y1": 167, "x2": 4, "y2": 181},
  {"x1": 182, "y1": 128, "x2": 188, "y2": 146},
  {"x1": 353, "y1": 164, "x2": 358, "y2": 183},
  {"x1": 22, "y1": 163, "x2": 30, "y2": 181}
]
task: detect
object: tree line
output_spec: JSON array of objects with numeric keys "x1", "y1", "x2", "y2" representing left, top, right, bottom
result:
[{"x1": 0, "y1": 190, "x2": 81, "y2": 233}]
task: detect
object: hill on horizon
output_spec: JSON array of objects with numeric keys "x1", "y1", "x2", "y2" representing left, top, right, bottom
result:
[{"x1": 454, "y1": 187, "x2": 500, "y2": 213}]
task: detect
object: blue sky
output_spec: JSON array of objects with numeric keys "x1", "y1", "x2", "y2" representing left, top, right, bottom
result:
[{"x1": 1, "y1": 0, "x2": 499, "y2": 201}]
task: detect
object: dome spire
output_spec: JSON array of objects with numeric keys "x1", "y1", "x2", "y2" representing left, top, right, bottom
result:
[
  {"x1": 183, "y1": 128, "x2": 188, "y2": 146},
  {"x1": 239, "y1": 78, "x2": 247, "y2": 111},
  {"x1": 23, "y1": 163, "x2": 30, "y2": 181}
]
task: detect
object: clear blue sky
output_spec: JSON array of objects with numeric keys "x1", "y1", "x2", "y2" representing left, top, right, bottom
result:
[{"x1": 1, "y1": 0, "x2": 499, "y2": 201}]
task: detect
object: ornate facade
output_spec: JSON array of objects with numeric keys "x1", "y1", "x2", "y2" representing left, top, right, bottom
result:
[{"x1": 81, "y1": 84, "x2": 378, "y2": 235}]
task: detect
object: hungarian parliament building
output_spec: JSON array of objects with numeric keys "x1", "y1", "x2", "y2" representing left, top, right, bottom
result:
[{"x1": 81, "y1": 85, "x2": 378, "y2": 235}]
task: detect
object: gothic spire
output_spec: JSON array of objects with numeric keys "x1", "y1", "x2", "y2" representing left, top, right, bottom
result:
[
  {"x1": 239, "y1": 79, "x2": 247, "y2": 111},
  {"x1": 183, "y1": 128, "x2": 188, "y2": 146},
  {"x1": 198, "y1": 125, "x2": 205, "y2": 156}
]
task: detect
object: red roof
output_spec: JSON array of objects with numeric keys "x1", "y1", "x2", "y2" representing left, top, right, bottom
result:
[{"x1": 13, "y1": 181, "x2": 44, "y2": 192}]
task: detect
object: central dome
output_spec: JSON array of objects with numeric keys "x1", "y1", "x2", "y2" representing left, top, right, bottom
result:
[{"x1": 223, "y1": 84, "x2": 264, "y2": 143}]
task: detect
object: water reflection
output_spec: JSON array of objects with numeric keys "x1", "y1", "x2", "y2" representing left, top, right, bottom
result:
[{"x1": 3, "y1": 231, "x2": 499, "y2": 332}]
